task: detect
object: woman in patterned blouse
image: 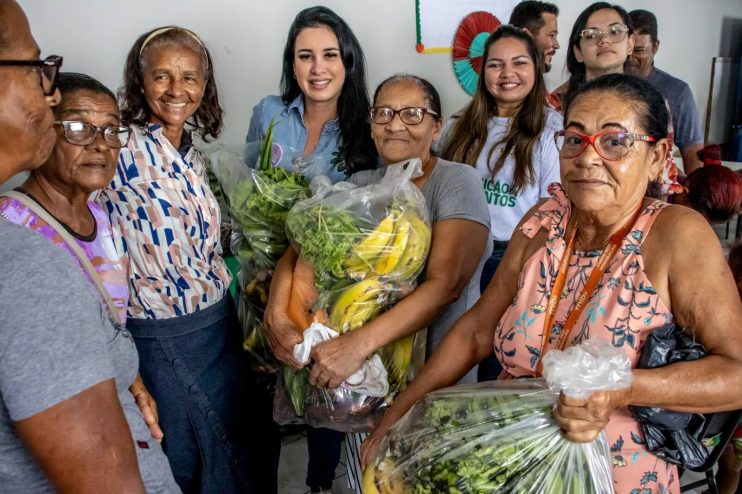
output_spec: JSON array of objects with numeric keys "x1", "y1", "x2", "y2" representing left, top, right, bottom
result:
[
  {"x1": 100, "y1": 27, "x2": 276, "y2": 494},
  {"x1": 361, "y1": 74, "x2": 742, "y2": 493}
]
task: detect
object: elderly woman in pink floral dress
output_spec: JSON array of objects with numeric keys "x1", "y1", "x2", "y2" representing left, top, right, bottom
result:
[{"x1": 361, "y1": 73, "x2": 742, "y2": 494}]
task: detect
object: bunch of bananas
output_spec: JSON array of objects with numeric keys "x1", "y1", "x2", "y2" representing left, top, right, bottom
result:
[
  {"x1": 344, "y1": 208, "x2": 431, "y2": 281},
  {"x1": 320, "y1": 207, "x2": 430, "y2": 399},
  {"x1": 328, "y1": 277, "x2": 394, "y2": 333},
  {"x1": 363, "y1": 458, "x2": 406, "y2": 494},
  {"x1": 327, "y1": 278, "x2": 415, "y2": 393}
]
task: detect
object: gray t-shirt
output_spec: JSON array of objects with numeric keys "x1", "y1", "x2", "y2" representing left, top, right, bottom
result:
[
  {"x1": 351, "y1": 159, "x2": 493, "y2": 383},
  {"x1": 0, "y1": 221, "x2": 178, "y2": 493},
  {"x1": 647, "y1": 67, "x2": 704, "y2": 148}
]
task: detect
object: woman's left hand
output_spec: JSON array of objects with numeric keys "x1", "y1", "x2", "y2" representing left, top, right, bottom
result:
[
  {"x1": 129, "y1": 374, "x2": 164, "y2": 442},
  {"x1": 309, "y1": 332, "x2": 367, "y2": 389},
  {"x1": 552, "y1": 388, "x2": 629, "y2": 443}
]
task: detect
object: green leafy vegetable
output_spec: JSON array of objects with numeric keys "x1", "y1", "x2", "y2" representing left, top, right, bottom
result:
[
  {"x1": 226, "y1": 119, "x2": 310, "y2": 270},
  {"x1": 285, "y1": 203, "x2": 369, "y2": 288},
  {"x1": 370, "y1": 388, "x2": 606, "y2": 494}
]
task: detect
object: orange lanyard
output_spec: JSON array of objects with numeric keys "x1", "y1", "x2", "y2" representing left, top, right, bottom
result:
[{"x1": 535, "y1": 204, "x2": 644, "y2": 376}]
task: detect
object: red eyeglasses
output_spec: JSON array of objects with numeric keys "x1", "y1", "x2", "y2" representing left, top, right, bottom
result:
[{"x1": 554, "y1": 129, "x2": 656, "y2": 161}]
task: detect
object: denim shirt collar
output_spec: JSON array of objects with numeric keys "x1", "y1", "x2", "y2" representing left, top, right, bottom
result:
[{"x1": 285, "y1": 95, "x2": 340, "y2": 133}]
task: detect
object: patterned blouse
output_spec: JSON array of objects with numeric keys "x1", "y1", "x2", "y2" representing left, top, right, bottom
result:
[
  {"x1": 0, "y1": 195, "x2": 129, "y2": 326},
  {"x1": 99, "y1": 123, "x2": 230, "y2": 320},
  {"x1": 495, "y1": 183, "x2": 678, "y2": 494}
]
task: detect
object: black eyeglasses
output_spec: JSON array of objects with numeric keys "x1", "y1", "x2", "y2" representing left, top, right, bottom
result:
[
  {"x1": 55, "y1": 121, "x2": 131, "y2": 148},
  {"x1": 0, "y1": 55, "x2": 63, "y2": 96},
  {"x1": 369, "y1": 106, "x2": 439, "y2": 125}
]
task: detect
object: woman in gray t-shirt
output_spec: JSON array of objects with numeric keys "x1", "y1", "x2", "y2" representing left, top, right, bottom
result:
[{"x1": 265, "y1": 74, "x2": 491, "y2": 493}]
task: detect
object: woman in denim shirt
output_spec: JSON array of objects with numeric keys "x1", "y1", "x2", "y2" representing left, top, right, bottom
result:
[
  {"x1": 245, "y1": 6, "x2": 376, "y2": 493},
  {"x1": 245, "y1": 6, "x2": 377, "y2": 183}
]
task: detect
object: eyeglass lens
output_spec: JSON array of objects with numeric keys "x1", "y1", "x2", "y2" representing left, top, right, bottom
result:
[
  {"x1": 371, "y1": 107, "x2": 426, "y2": 125},
  {"x1": 38, "y1": 56, "x2": 61, "y2": 96},
  {"x1": 62, "y1": 122, "x2": 129, "y2": 148},
  {"x1": 557, "y1": 132, "x2": 633, "y2": 160},
  {"x1": 582, "y1": 27, "x2": 627, "y2": 45}
]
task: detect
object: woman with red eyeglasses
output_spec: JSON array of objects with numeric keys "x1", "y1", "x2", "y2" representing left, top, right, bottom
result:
[{"x1": 362, "y1": 73, "x2": 742, "y2": 494}]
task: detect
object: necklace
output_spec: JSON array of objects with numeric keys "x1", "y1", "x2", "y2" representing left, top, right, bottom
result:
[{"x1": 535, "y1": 202, "x2": 644, "y2": 376}]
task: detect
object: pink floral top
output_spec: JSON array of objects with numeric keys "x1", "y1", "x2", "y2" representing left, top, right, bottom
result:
[
  {"x1": 495, "y1": 183, "x2": 678, "y2": 494},
  {"x1": 0, "y1": 195, "x2": 128, "y2": 326}
]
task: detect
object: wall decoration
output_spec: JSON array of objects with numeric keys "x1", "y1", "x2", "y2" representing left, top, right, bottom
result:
[
  {"x1": 452, "y1": 11, "x2": 502, "y2": 95},
  {"x1": 415, "y1": 0, "x2": 520, "y2": 53}
]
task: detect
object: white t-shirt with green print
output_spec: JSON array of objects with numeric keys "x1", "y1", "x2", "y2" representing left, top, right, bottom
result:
[{"x1": 437, "y1": 107, "x2": 562, "y2": 241}]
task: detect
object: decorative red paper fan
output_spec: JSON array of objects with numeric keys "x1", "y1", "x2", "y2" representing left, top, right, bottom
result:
[{"x1": 452, "y1": 11, "x2": 502, "y2": 95}]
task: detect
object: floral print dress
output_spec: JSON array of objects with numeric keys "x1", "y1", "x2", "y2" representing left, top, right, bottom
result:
[{"x1": 494, "y1": 184, "x2": 678, "y2": 494}]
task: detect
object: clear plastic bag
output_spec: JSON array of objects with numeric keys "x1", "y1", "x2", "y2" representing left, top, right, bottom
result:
[
  {"x1": 364, "y1": 339, "x2": 633, "y2": 493},
  {"x1": 276, "y1": 159, "x2": 432, "y2": 431},
  {"x1": 210, "y1": 147, "x2": 329, "y2": 373}
]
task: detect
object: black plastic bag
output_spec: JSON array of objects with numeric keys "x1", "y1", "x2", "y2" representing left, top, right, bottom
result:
[{"x1": 630, "y1": 323, "x2": 708, "y2": 468}]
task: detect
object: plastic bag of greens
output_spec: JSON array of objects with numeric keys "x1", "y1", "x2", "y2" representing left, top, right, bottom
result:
[
  {"x1": 276, "y1": 159, "x2": 432, "y2": 431},
  {"x1": 210, "y1": 125, "x2": 332, "y2": 374},
  {"x1": 364, "y1": 339, "x2": 633, "y2": 494}
]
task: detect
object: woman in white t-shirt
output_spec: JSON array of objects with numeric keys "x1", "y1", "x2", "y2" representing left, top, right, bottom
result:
[{"x1": 438, "y1": 25, "x2": 561, "y2": 380}]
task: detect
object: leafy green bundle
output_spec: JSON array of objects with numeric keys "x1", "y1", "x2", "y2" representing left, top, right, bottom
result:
[
  {"x1": 367, "y1": 382, "x2": 613, "y2": 494},
  {"x1": 285, "y1": 203, "x2": 369, "y2": 288},
  {"x1": 228, "y1": 166, "x2": 309, "y2": 267},
  {"x1": 228, "y1": 118, "x2": 310, "y2": 271},
  {"x1": 212, "y1": 119, "x2": 314, "y2": 374}
]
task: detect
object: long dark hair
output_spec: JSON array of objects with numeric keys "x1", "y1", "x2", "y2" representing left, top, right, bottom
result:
[
  {"x1": 280, "y1": 6, "x2": 377, "y2": 175},
  {"x1": 440, "y1": 25, "x2": 546, "y2": 194},
  {"x1": 564, "y1": 2, "x2": 633, "y2": 109},
  {"x1": 120, "y1": 26, "x2": 223, "y2": 140}
]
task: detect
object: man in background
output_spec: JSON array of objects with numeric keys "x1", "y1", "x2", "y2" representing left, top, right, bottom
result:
[
  {"x1": 626, "y1": 9, "x2": 704, "y2": 173},
  {"x1": 509, "y1": 1, "x2": 560, "y2": 73}
]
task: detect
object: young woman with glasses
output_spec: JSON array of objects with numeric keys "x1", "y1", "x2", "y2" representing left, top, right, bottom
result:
[
  {"x1": 437, "y1": 26, "x2": 562, "y2": 381},
  {"x1": 0, "y1": 72, "x2": 180, "y2": 493},
  {"x1": 555, "y1": 3, "x2": 682, "y2": 197},
  {"x1": 549, "y1": 2, "x2": 634, "y2": 112}
]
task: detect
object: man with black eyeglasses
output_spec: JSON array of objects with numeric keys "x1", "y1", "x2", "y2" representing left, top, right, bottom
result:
[{"x1": 0, "y1": 1, "x2": 148, "y2": 492}]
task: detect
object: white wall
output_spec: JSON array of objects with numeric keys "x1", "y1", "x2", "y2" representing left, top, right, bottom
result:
[{"x1": 17, "y1": 0, "x2": 742, "y2": 154}]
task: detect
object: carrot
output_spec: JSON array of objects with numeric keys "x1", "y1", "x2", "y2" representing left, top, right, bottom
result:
[{"x1": 287, "y1": 258, "x2": 318, "y2": 331}]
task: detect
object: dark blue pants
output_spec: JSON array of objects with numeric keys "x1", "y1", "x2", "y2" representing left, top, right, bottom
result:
[
  {"x1": 478, "y1": 242, "x2": 508, "y2": 382},
  {"x1": 306, "y1": 427, "x2": 344, "y2": 491},
  {"x1": 128, "y1": 296, "x2": 279, "y2": 494}
]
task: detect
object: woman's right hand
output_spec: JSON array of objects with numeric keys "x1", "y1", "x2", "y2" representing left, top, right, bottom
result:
[{"x1": 263, "y1": 305, "x2": 304, "y2": 368}]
